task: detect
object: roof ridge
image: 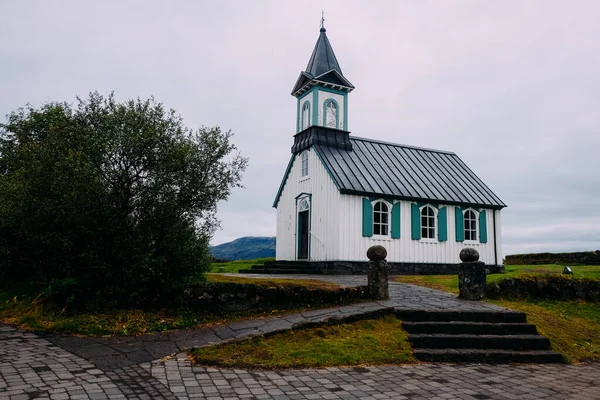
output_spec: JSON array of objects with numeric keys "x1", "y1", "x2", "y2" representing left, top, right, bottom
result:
[{"x1": 350, "y1": 136, "x2": 456, "y2": 155}]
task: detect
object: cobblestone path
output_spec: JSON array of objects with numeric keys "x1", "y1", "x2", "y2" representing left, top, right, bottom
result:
[
  {"x1": 148, "y1": 354, "x2": 600, "y2": 400},
  {"x1": 0, "y1": 325, "x2": 176, "y2": 399},
  {"x1": 2, "y1": 275, "x2": 600, "y2": 399}
]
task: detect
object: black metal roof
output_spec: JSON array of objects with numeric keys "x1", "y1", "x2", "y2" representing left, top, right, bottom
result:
[
  {"x1": 272, "y1": 135, "x2": 505, "y2": 209},
  {"x1": 313, "y1": 137, "x2": 506, "y2": 209},
  {"x1": 291, "y1": 125, "x2": 352, "y2": 154},
  {"x1": 306, "y1": 26, "x2": 343, "y2": 77}
]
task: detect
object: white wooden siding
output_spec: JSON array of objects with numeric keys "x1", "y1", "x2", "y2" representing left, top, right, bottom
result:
[
  {"x1": 337, "y1": 195, "x2": 502, "y2": 265},
  {"x1": 275, "y1": 148, "x2": 341, "y2": 261},
  {"x1": 276, "y1": 152, "x2": 504, "y2": 265}
]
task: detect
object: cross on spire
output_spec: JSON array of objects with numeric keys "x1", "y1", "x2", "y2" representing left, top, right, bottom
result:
[{"x1": 320, "y1": 11, "x2": 325, "y2": 31}]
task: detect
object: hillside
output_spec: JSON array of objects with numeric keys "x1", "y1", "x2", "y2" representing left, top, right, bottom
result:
[{"x1": 210, "y1": 236, "x2": 276, "y2": 261}]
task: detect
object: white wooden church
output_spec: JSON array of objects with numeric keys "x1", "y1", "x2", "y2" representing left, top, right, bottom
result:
[{"x1": 273, "y1": 24, "x2": 506, "y2": 274}]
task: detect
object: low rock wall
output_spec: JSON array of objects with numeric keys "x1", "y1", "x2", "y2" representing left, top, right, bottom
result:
[
  {"x1": 315, "y1": 261, "x2": 504, "y2": 275},
  {"x1": 505, "y1": 251, "x2": 600, "y2": 266},
  {"x1": 180, "y1": 282, "x2": 368, "y2": 312},
  {"x1": 486, "y1": 276, "x2": 600, "y2": 302}
]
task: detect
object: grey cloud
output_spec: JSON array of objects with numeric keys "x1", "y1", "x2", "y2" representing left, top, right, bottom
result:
[{"x1": 2, "y1": 0, "x2": 599, "y2": 256}]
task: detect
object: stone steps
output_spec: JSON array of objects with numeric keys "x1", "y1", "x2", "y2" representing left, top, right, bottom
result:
[
  {"x1": 413, "y1": 348, "x2": 564, "y2": 363},
  {"x1": 402, "y1": 321, "x2": 539, "y2": 335},
  {"x1": 240, "y1": 262, "x2": 322, "y2": 274},
  {"x1": 240, "y1": 267, "x2": 321, "y2": 274},
  {"x1": 399, "y1": 310, "x2": 563, "y2": 363},
  {"x1": 396, "y1": 310, "x2": 527, "y2": 323},
  {"x1": 408, "y1": 334, "x2": 551, "y2": 350}
]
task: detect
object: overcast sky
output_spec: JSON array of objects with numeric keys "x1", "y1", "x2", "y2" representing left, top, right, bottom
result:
[{"x1": 2, "y1": 1, "x2": 599, "y2": 256}]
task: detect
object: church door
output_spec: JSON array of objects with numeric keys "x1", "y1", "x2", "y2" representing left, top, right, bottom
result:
[{"x1": 298, "y1": 210, "x2": 309, "y2": 259}]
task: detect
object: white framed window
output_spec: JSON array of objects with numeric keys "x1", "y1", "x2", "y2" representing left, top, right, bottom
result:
[
  {"x1": 421, "y1": 205, "x2": 436, "y2": 239},
  {"x1": 373, "y1": 200, "x2": 390, "y2": 236},
  {"x1": 464, "y1": 209, "x2": 478, "y2": 241},
  {"x1": 325, "y1": 99, "x2": 338, "y2": 128},
  {"x1": 298, "y1": 196, "x2": 310, "y2": 212},
  {"x1": 301, "y1": 151, "x2": 308, "y2": 177},
  {"x1": 301, "y1": 101, "x2": 310, "y2": 130}
]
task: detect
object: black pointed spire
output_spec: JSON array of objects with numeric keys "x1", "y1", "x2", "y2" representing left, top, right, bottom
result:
[
  {"x1": 305, "y1": 24, "x2": 343, "y2": 77},
  {"x1": 291, "y1": 21, "x2": 354, "y2": 96}
]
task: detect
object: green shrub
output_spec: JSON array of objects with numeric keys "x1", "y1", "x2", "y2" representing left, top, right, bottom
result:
[
  {"x1": 0, "y1": 93, "x2": 247, "y2": 309},
  {"x1": 42, "y1": 278, "x2": 79, "y2": 310}
]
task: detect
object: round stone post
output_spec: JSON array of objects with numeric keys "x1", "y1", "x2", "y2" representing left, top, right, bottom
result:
[
  {"x1": 458, "y1": 248, "x2": 486, "y2": 300},
  {"x1": 366, "y1": 245, "x2": 389, "y2": 300}
]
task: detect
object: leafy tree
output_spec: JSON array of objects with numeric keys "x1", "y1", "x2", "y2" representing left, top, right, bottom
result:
[{"x1": 0, "y1": 93, "x2": 248, "y2": 308}]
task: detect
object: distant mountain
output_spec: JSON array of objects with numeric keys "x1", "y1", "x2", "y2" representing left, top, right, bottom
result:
[{"x1": 210, "y1": 236, "x2": 276, "y2": 261}]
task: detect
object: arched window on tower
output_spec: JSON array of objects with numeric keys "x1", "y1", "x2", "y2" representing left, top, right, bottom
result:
[
  {"x1": 301, "y1": 101, "x2": 310, "y2": 130},
  {"x1": 325, "y1": 99, "x2": 337, "y2": 128}
]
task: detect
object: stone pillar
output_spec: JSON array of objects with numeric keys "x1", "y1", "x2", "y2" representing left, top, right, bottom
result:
[
  {"x1": 458, "y1": 248, "x2": 486, "y2": 300},
  {"x1": 366, "y1": 245, "x2": 389, "y2": 300}
]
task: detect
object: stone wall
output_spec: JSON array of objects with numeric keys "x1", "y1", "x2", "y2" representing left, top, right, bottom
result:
[
  {"x1": 180, "y1": 282, "x2": 368, "y2": 313},
  {"x1": 486, "y1": 276, "x2": 600, "y2": 302},
  {"x1": 505, "y1": 251, "x2": 600, "y2": 266},
  {"x1": 312, "y1": 261, "x2": 504, "y2": 275}
]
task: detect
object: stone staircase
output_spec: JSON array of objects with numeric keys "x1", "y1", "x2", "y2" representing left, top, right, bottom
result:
[
  {"x1": 397, "y1": 310, "x2": 563, "y2": 363},
  {"x1": 240, "y1": 260, "x2": 321, "y2": 274}
]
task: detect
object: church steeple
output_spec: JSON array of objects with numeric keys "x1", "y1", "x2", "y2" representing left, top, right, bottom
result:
[
  {"x1": 305, "y1": 25, "x2": 344, "y2": 78},
  {"x1": 292, "y1": 22, "x2": 354, "y2": 133}
]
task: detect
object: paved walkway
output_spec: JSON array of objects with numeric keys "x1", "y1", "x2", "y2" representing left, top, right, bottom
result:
[
  {"x1": 41, "y1": 276, "x2": 508, "y2": 370},
  {"x1": 228, "y1": 274, "x2": 507, "y2": 311},
  {"x1": 0, "y1": 325, "x2": 175, "y2": 399},
  {"x1": 149, "y1": 355, "x2": 600, "y2": 400},
  {"x1": 1, "y1": 275, "x2": 599, "y2": 399}
]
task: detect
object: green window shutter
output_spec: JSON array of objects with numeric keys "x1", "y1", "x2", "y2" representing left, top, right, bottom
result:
[
  {"x1": 438, "y1": 207, "x2": 447, "y2": 241},
  {"x1": 479, "y1": 210, "x2": 488, "y2": 243},
  {"x1": 411, "y1": 203, "x2": 421, "y2": 240},
  {"x1": 362, "y1": 198, "x2": 373, "y2": 237},
  {"x1": 391, "y1": 202, "x2": 401, "y2": 239},
  {"x1": 455, "y1": 207, "x2": 464, "y2": 242}
]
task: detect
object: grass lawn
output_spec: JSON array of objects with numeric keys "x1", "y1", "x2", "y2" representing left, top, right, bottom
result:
[
  {"x1": 190, "y1": 315, "x2": 415, "y2": 368},
  {"x1": 393, "y1": 264, "x2": 600, "y2": 295},
  {"x1": 210, "y1": 257, "x2": 274, "y2": 273},
  {"x1": 393, "y1": 264, "x2": 600, "y2": 363},
  {"x1": 0, "y1": 274, "x2": 343, "y2": 336},
  {"x1": 490, "y1": 299, "x2": 600, "y2": 363},
  {"x1": 206, "y1": 274, "x2": 339, "y2": 291}
]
